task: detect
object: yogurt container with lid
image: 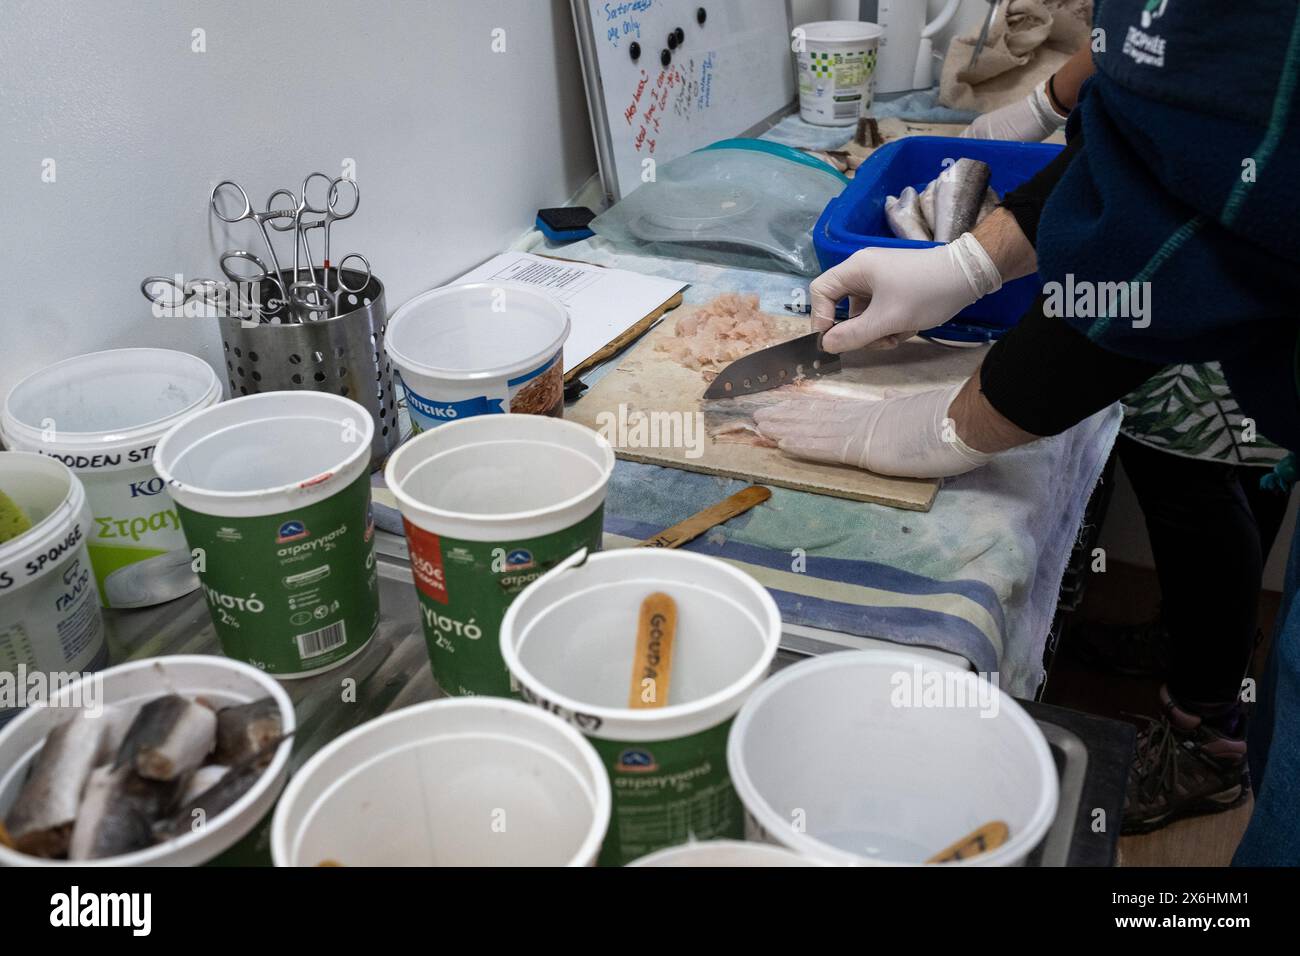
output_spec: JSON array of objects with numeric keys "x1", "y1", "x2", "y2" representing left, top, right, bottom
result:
[{"x1": 1, "y1": 348, "x2": 222, "y2": 608}]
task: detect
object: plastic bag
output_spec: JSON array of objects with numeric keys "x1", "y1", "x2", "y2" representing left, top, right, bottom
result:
[{"x1": 590, "y1": 141, "x2": 847, "y2": 277}]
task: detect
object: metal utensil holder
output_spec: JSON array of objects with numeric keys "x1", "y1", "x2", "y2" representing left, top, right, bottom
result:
[{"x1": 217, "y1": 267, "x2": 398, "y2": 470}]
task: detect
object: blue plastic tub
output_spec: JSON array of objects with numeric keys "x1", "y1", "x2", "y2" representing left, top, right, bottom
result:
[{"x1": 813, "y1": 136, "x2": 1063, "y2": 342}]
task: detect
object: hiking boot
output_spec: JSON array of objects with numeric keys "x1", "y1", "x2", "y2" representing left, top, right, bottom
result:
[
  {"x1": 1122, "y1": 686, "x2": 1248, "y2": 835},
  {"x1": 1072, "y1": 614, "x2": 1171, "y2": 678}
]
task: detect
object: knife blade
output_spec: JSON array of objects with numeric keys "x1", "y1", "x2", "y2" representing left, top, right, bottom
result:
[{"x1": 702, "y1": 331, "x2": 841, "y2": 400}]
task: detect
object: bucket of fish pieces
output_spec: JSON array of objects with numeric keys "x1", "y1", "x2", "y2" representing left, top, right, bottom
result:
[
  {"x1": 0, "y1": 655, "x2": 293, "y2": 866},
  {"x1": 500, "y1": 548, "x2": 782, "y2": 866},
  {"x1": 271, "y1": 698, "x2": 610, "y2": 866}
]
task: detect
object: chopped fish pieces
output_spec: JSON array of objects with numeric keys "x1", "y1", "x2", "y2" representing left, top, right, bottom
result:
[{"x1": 657, "y1": 294, "x2": 787, "y2": 372}]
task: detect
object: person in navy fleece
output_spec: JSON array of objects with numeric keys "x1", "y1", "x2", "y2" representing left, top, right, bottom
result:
[{"x1": 755, "y1": 0, "x2": 1300, "y2": 864}]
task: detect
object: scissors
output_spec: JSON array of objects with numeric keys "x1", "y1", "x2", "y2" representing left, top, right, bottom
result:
[
  {"x1": 219, "y1": 250, "x2": 293, "y2": 321},
  {"x1": 210, "y1": 180, "x2": 297, "y2": 304},
  {"x1": 139, "y1": 275, "x2": 227, "y2": 311},
  {"x1": 262, "y1": 184, "x2": 315, "y2": 293},
  {"x1": 296, "y1": 175, "x2": 361, "y2": 297},
  {"x1": 287, "y1": 252, "x2": 372, "y2": 319}
]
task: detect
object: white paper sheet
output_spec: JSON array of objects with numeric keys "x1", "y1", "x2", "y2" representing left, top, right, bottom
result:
[{"x1": 450, "y1": 253, "x2": 687, "y2": 373}]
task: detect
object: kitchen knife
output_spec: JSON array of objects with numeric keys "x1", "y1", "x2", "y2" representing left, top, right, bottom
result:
[{"x1": 702, "y1": 330, "x2": 841, "y2": 399}]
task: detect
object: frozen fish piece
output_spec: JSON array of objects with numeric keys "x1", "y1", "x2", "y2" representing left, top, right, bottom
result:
[
  {"x1": 214, "y1": 697, "x2": 282, "y2": 768},
  {"x1": 3, "y1": 713, "x2": 104, "y2": 857},
  {"x1": 68, "y1": 766, "x2": 159, "y2": 860},
  {"x1": 115, "y1": 695, "x2": 216, "y2": 781}
]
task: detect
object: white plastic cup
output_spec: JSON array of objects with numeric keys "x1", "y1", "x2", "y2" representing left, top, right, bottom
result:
[
  {"x1": 794, "y1": 21, "x2": 884, "y2": 126},
  {"x1": 386, "y1": 283, "x2": 570, "y2": 433},
  {"x1": 501, "y1": 548, "x2": 782, "y2": 867},
  {"x1": 271, "y1": 697, "x2": 610, "y2": 866},
  {"x1": 385, "y1": 414, "x2": 614, "y2": 697},
  {"x1": 727, "y1": 650, "x2": 1059, "y2": 866},
  {"x1": 152, "y1": 391, "x2": 379, "y2": 678},
  {"x1": 627, "y1": 840, "x2": 819, "y2": 867},
  {"x1": 0, "y1": 452, "x2": 108, "y2": 728},
  {"x1": 1, "y1": 348, "x2": 221, "y2": 608},
  {"x1": 0, "y1": 655, "x2": 294, "y2": 866}
]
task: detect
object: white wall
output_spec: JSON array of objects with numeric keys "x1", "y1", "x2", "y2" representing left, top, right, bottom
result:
[
  {"x1": 792, "y1": 0, "x2": 832, "y2": 24},
  {"x1": 0, "y1": 0, "x2": 595, "y2": 401}
]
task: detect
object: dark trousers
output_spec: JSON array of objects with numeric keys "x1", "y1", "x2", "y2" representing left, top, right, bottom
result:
[{"x1": 1117, "y1": 435, "x2": 1291, "y2": 710}]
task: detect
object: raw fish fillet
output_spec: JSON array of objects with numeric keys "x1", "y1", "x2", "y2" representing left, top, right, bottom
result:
[
  {"x1": 705, "y1": 380, "x2": 830, "y2": 447},
  {"x1": 657, "y1": 294, "x2": 787, "y2": 372}
]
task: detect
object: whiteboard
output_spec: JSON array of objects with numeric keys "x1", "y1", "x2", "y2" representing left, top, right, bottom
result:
[{"x1": 572, "y1": 0, "x2": 796, "y2": 203}]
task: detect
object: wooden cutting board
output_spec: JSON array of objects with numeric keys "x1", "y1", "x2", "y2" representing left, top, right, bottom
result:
[{"x1": 568, "y1": 306, "x2": 989, "y2": 512}]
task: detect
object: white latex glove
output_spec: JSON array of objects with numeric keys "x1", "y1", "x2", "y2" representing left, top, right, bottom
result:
[
  {"x1": 753, "y1": 383, "x2": 993, "y2": 479},
  {"x1": 811, "y1": 232, "x2": 1002, "y2": 353},
  {"x1": 961, "y1": 80, "x2": 1067, "y2": 142}
]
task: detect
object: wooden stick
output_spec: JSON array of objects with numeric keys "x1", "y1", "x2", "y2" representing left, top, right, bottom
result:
[
  {"x1": 628, "y1": 592, "x2": 678, "y2": 709},
  {"x1": 925, "y1": 821, "x2": 1010, "y2": 864},
  {"x1": 637, "y1": 486, "x2": 771, "y2": 549},
  {"x1": 564, "y1": 292, "x2": 685, "y2": 384}
]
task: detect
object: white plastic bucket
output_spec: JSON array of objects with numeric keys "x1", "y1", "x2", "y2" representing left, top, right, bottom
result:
[
  {"x1": 385, "y1": 414, "x2": 614, "y2": 696},
  {"x1": 727, "y1": 650, "x2": 1059, "y2": 866},
  {"x1": 500, "y1": 548, "x2": 782, "y2": 866},
  {"x1": 1, "y1": 348, "x2": 222, "y2": 608},
  {"x1": 152, "y1": 391, "x2": 379, "y2": 678},
  {"x1": 794, "y1": 21, "x2": 883, "y2": 126},
  {"x1": 627, "y1": 840, "x2": 819, "y2": 867},
  {"x1": 271, "y1": 697, "x2": 610, "y2": 866},
  {"x1": 387, "y1": 283, "x2": 570, "y2": 433},
  {"x1": 0, "y1": 654, "x2": 294, "y2": 866},
  {"x1": 0, "y1": 452, "x2": 107, "y2": 728}
]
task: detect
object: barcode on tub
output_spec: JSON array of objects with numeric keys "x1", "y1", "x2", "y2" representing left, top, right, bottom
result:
[
  {"x1": 834, "y1": 100, "x2": 860, "y2": 120},
  {"x1": 295, "y1": 621, "x2": 347, "y2": 659}
]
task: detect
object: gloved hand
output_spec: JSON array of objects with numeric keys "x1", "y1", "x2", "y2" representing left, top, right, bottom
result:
[
  {"x1": 960, "y1": 79, "x2": 1067, "y2": 142},
  {"x1": 752, "y1": 382, "x2": 993, "y2": 479},
  {"x1": 811, "y1": 232, "x2": 1003, "y2": 353}
]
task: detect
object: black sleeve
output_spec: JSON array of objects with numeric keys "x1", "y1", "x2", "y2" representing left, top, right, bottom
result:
[
  {"x1": 979, "y1": 296, "x2": 1164, "y2": 436},
  {"x1": 997, "y1": 132, "x2": 1084, "y2": 246}
]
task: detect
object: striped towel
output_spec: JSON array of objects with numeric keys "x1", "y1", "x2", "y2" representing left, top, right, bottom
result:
[{"x1": 372, "y1": 401, "x2": 1119, "y2": 698}]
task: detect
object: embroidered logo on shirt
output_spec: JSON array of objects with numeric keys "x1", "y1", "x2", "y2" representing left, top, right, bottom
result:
[{"x1": 1124, "y1": 1, "x2": 1169, "y2": 68}]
